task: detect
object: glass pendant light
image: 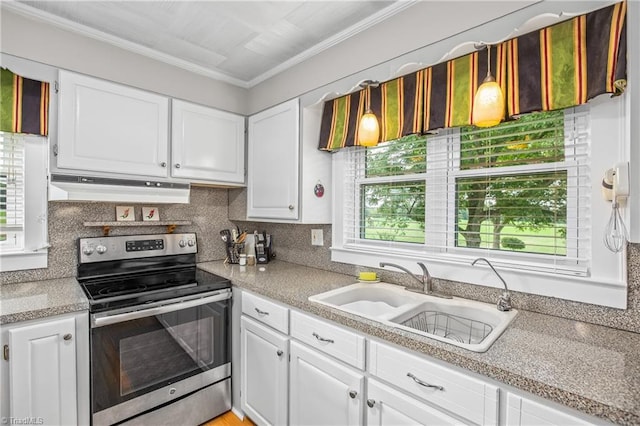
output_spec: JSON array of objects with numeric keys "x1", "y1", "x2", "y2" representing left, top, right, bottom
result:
[
  {"x1": 358, "y1": 80, "x2": 380, "y2": 147},
  {"x1": 473, "y1": 45, "x2": 505, "y2": 128}
]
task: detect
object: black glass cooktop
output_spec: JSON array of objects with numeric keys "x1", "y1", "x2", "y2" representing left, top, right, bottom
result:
[{"x1": 79, "y1": 267, "x2": 230, "y2": 313}]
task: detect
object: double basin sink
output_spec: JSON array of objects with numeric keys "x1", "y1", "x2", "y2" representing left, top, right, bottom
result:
[{"x1": 308, "y1": 282, "x2": 517, "y2": 352}]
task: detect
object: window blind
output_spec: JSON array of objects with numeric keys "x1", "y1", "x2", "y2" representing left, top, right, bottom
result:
[
  {"x1": 341, "y1": 108, "x2": 591, "y2": 276},
  {"x1": 0, "y1": 132, "x2": 25, "y2": 250}
]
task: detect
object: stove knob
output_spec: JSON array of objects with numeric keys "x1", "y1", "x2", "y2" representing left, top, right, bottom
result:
[
  {"x1": 187, "y1": 239, "x2": 195, "y2": 247},
  {"x1": 96, "y1": 245, "x2": 108, "y2": 254},
  {"x1": 178, "y1": 240, "x2": 186, "y2": 248},
  {"x1": 82, "y1": 245, "x2": 94, "y2": 256}
]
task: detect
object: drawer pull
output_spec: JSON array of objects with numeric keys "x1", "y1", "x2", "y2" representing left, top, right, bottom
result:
[
  {"x1": 312, "y1": 332, "x2": 334, "y2": 344},
  {"x1": 407, "y1": 372, "x2": 444, "y2": 391},
  {"x1": 367, "y1": 399, "x2": 376, "y2": 408},
  {"x1": 254, "y1": 307, "x2": 270, "y2": 316}
]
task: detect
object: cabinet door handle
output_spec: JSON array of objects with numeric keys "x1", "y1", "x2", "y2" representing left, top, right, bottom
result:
[
  {"x1": 254, "y1": 308, "x2": 269, "y2": 316},
  {"x1": 276, "y1": 349, "x2": 284, "y2": 357},
  {"x1": 367, "y1": 399, "x2": 376, "y2": 408},
  {"x1": 288, "y1": 205, "x2": 294, "y2": 210},
  {"x1": 63, "y1": 333, "x2": 73, "y2": 341},
  {"x1": 407, "y1": 372, "x2": 444, "y2": 391},
  {"x1": 175, "y1": 163, "x2": 181, "y2": 169},
  {"x1": 348, "y1": 390, "x2": 357, "y2": 399},
  {"x1": 312, "y1": 332, "x2": 334, "y2": 344},
  {"x1": 3, "y1": 345, "x2": 8, "y2": 361},
  {"x1": 160, "y1": 162, "x2": 167, "y2": 167}
]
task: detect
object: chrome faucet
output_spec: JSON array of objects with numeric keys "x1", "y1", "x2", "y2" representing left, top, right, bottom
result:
[
  {"x1": 471, "y1": 258, "x2": 512, "y2": 311},
  {"x1": 379, "y1": 262, "x2": 451, "y2": 299}
]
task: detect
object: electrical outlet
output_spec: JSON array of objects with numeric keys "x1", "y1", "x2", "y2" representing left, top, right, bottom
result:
[{"x1": 311, "y1": 229, "x2": 324, "y2": 246}]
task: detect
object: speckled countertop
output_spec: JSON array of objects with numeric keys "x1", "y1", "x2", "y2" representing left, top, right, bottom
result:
[
  {"x1": 0, "y1": 278, "x2": 89, "y2": 324},
  {"x1": 198, "y1": 260, "x2": 640, "y2": 426}
]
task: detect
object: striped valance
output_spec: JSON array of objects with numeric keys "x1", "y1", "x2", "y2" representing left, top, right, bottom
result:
[
  {"x1": 318, "y1": 1, "x2": 626, "y2": 151},
  {"x1": 318, "y1": 71, "x2": 423, "y2": 151},
  {"x1": 506, "y1": 1, "x2": 627, "y2": 116},
  {"x1": 0, "y1": 68, "x2": 50, "y2": 136}
]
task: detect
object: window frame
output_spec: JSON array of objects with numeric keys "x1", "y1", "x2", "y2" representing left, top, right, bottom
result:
[
  {"x1": 332, "y1": 99, "x2": 628, "y2": 309},
  {"x1": 0, "y1": 54, "x2": 55, "y2": 273}
]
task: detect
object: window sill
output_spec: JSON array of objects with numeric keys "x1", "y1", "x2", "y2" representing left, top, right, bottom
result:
[
  {"x1": 330, "y1": 246, "x2": 627, "y2": 309},
  {"x1": 0, "y1": 251, "x2": 47, "y2": 272}
]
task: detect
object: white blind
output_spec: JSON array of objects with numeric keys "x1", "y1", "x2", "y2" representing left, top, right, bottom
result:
[
  {"x1": 342, "y1": 108, "x2": 591, "y2": 275},
  {"x1": 0, "y1": 132, "x2": 25, "y2": 250}
]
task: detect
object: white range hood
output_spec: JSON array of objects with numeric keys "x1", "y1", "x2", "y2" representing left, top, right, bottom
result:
[{"x1": 49, "y1": 174, "x2": 191, "y2": 204}]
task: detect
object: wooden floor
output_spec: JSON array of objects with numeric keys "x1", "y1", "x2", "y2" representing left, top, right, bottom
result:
[{"x1": 202, "y1": 411, "x2": 255, "y2": 426}]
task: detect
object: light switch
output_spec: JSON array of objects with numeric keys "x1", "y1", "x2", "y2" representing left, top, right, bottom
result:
[{"x1": 311, "y1": 229, "x2": 324, "y2": 246}]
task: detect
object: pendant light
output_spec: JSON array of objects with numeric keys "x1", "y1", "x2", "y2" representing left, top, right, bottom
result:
[
  {"x1": 472, "y1": 44, "x2": 505, "y2": 128},
  {"x1": 358, "y1": 80, "x2": 380, "y2": 147}
]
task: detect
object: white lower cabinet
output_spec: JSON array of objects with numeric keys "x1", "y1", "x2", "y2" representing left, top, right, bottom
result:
[
  {"x1": 240, "y1": 316, "x2": 289, "y2": 426},
  {"x1": 505, "y1": 392, "x2": 596, "y2": 426},
  {"x1": 366, "y1": 379, "x2": 460, "y2": 426},
  {"x1": 0, "y1": 311, "x2": 89, "y2": 426},
  {"x1": 289, "y1": 340, "x2": 364, "y2": 426}
]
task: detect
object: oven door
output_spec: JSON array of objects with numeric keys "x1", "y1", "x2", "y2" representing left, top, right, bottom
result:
[{"x1": 90, "y1": 289, "x2": 231, "y2": 425}]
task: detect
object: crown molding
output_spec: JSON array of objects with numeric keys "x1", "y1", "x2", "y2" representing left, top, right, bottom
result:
[{"x1": 2, "y1": 0, "x2": 417, "y2": 89}]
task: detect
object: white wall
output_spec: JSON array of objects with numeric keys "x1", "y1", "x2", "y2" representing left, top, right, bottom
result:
[{"x1": 0, "y1": 9, "x2": 249, "y2": 115}]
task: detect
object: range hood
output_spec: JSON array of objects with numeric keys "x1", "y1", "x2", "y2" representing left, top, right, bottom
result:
[{"x1": 49, "y1": 174, "x2": 191, "y2": 204}]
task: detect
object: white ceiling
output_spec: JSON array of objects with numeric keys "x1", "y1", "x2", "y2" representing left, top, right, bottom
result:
[{"x1": 7, "y1": 1, "x2": 415, "y2": 88}]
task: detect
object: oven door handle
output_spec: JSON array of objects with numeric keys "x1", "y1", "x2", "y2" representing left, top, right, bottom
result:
[{"x1": 92, "y1": 291, "x2": 231, "y2": 328}]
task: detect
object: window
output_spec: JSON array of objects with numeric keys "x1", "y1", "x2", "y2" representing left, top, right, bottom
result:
[
  {"x1": 0, "y1": 131, "x2": 48, "y2": 272},
  {"x1": 333, "y1": 103, "x2": 628, "y2": 307},
  {"x1": 343, "y1": 109, "x2": 588, "y2": 273}
]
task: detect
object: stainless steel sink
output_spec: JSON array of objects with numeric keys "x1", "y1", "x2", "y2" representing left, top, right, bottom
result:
[{"x1": 309, "y1": 282, "x2": 517, "y2": 352}]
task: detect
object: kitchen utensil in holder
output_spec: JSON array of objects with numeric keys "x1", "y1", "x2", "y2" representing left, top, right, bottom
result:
[{"x1": 225, "y1": 242, "x2": 244, "y2": 264}]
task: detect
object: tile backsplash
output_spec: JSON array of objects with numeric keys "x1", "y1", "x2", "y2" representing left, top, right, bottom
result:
[{"x1": 2, "y1": 186, "x2": 638, "y2": 334}]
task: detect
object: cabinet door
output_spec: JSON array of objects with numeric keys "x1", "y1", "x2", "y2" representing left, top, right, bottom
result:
[
  {"x1": 58, "y1": 70, "x2": 169, "y2": 177},
  {"x1": 171, "y1": 99, "x2": 245, "y2": 183},
  {"x1": 506, "y1": 393, "x2": 595, "y2": 426},
  {"x1": 289, "y1": 340, "x2": 364, "y2": 426},
  {"x1": 247, "y1": 99, "x2": 299, "y2": 220},
  {"x1": 241, "y1": 317, "x2": 289, "y2": 426},
  {"x1": 8, "y1": 316, "x2": 77, "y2": 425},
  {"x1": 366, "y1": 379, "x2": 461, "y2": 426}
]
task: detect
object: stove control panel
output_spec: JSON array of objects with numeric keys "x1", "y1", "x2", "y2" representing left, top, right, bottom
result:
[
  {"x1": 126, "y1": 239, "x2": 164, "y2": 252},
  {"x1": 79, "y1": 233, "x2": 197, "y2": 263}
]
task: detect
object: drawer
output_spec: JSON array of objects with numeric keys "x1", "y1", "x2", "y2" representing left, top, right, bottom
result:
[
  {"x1": 369, "y1": 340, "x2": 499, "y2": 425},
  {"x1": 290, "y1": 310, "x2": 365, "y2": 370},
  {"x1": 242, "y1": 291, "x2": 289, "y2": 334}
]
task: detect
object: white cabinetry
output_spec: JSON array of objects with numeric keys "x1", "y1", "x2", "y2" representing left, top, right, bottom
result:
[
  {"x1": 247, "y1": 99, "x2": 299, "y2": 220},
  {"x1": 366, "y1": 379, "x2": 460, "y2": 426},
  {"x1": 171, "y1": 99, "x2": 245, "y2": 184},
  {"x1": 241, "y1": 98, "x2": 332, "y2": 223},
  {"x1": 240, "y1": 317, "x2": 288, "y2": 426},
  {"x1": 57, "y1": 70, "x2": 169, "y2": 178},
  {"x1": 240, "y1": 291, "x2": 290, "y2": 426},
  {"x1": 505, "y1": 392, "x2": 596, "y2": 426},
  {"x1": 0, "y1": 311, "x2": 89, "y2": 426},
  {"x1": 369, "y1": 340, "x2": 499, "y2": 425},
  {"x1": 289, "y1": 340, "x2": 364, "y2": 426}
]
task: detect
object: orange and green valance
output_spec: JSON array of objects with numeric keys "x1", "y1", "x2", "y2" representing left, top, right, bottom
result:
[
  {"x1": 506, "y1": 1, "x2": 626, "y2": 116},
  {"x1": 318, "y1": 70, "x2": 423, "y2": 151},
  {"x1": 318, "y1": 1, "x2": 626, "y2": 152},
  {"x1": 0, "y1": 68, "x2": 50, "y2": 136}
]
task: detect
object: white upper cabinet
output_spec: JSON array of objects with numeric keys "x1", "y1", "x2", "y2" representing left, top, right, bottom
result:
[
  {"x1": 171, "y1": 99, "x2": 245, "y2": 184},
  {"x1": 242, "y1": 98, "x2": 332, "y2": 223},
  {"x1": 57, "y1": 70, "x2": 170, "y2": 178},
  {"x1": 247, "y1": 99, "x2": 300, "y2": 220}
]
